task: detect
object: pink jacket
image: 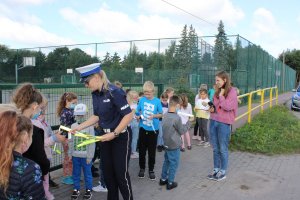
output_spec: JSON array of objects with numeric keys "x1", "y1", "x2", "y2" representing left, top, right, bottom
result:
[{"x1": 210, "y1": 87, "x2": 238, "y2": 125}]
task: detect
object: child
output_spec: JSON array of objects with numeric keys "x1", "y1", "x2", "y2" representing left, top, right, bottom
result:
[
  {"x1": 157, "y1": 92, "x2": 169, "y2": 152},
  {"x1": 136, "y1": 81, "x2": 163, "y2": 180},
  {"x1": 159, "y1": 95, "x2": 188, "y2": 190},
  {"x1": 32, "y1": 96, "x2": 65, "y2": 200},
  {"x1": 127, "y1": 90, "x2": 140, "y2": 159},
  {"x1": 92, "y1": 125, "x2": 108, "y2": 193},
  {"x1": 70, "y1": 103, "x2": 95, "y2": 200},
  {"x1": 57, "y1": 92, "x2": 78, "y2": 185},
  {"x1": 164, "y1": 87, "x2": 174, "y2": 103},
  {"x1": 179, "y1": 94, "x2": 193, "y2": 151},
  {"x1": 195, "y1": 89, "x2": 210, "y2": 147}
]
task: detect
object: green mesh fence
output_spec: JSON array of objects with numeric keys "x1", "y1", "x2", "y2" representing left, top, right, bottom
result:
[{"x1": 0, "y1": 83, "x2": 162, "y2": 170}]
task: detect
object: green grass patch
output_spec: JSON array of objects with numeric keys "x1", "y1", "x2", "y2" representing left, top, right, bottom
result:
[{"x1": 230, "y1": 105, "x2": 300, "y2": 155}]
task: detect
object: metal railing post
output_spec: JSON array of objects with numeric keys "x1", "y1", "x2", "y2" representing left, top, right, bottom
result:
[
  {"x1": 248, "y1": 92, "x2": 253, "y2": 123},
  {"x1": 270, "y1": 88, "x2": 273, "y2": 108}
]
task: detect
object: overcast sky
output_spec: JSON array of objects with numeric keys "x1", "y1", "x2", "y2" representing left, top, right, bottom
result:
[{"x1": 1, "y1": 0, "x2": 299, "y2": 58}]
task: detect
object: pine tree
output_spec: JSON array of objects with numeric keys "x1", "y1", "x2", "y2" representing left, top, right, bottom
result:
[{"x1": 214, "y1": 20, "x2": 229, "y2": 70}]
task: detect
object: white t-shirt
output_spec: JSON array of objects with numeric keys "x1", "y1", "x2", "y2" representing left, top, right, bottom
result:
[{"x1": 179, "y1": 103, "x2": 193, "y2": 124}]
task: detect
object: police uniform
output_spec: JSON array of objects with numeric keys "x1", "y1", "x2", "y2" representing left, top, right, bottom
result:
[{"x1": 76, "y1": 64, "x2": 133, "y2": 200}]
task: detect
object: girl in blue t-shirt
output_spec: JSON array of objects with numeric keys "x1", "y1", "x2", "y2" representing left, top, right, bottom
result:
[{"x1": 136, "y1": 81, "x2": 163, "y2": 180}]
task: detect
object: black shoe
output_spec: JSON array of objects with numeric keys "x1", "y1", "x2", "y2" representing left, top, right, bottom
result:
[
  {"x1": 91, "y1": 165, "x2": 98, "y2": 172},
  {"x1": 71, "y1": 189, "x2": 80, "y2": 200},
  {"x1": 157, "y1": 145, "x2": 163, "y2": 152},
  {"x1": 167, "y1": 182, "x2": 178, "y2": 190},
  {"x1": 138, "y1": 169, "x2": 145, "y2": 178},
  {"x1": 49, "y1": 179, "x2": 59, "y2": 188},
  {"x1": 187, "y1": 146, "x2": 192, "y2": 150},
  {"x1": 180, "y1": 148, "x2": 185, "y2": 152},
  {"x1": 92, "y1": 171, "x2": 99, "y2": 177},
  {"x1": 159, "y1": 179, "x2": 168, "y2": 185},
  {"x1": 83, "y1": 189, "x2": 92, "y2": 200},
  {"x1": 149, "y1": 171, "x2": 156, "y2": 180}
]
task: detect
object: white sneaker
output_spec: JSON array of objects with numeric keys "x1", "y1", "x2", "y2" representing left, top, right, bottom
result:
[
  {"x1": 197, "y1": 136, "x2": 202, "y2": 141},
  {"x1": 197, "y1": 141, "x2": 206, "y2": 146},
  {"x1": 92, "y1": 184, "x2": 108, "y2": 192},
  {"x1": 203, "y1": 142, "x2": 211, "y2": 147},
  {"x1": 130, "y1": 152, "x2": 139, "y2": 159},
  {"x1": 192, "y1": 136, "x2": 198, "y2": 140}
]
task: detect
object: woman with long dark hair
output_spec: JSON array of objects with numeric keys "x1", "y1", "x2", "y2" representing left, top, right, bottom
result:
[{"x1": 207, "y1": 71, "x2": 238, "y2": 181}]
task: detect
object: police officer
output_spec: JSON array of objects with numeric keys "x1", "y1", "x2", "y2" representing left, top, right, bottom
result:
[{"x1": 72, "y1": 63, "x2": 133, "y2": 200}]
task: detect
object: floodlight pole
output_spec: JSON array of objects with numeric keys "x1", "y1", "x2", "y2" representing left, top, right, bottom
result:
[{"x1": 15, "y1": 63, "x2": 22, "y2": 84}]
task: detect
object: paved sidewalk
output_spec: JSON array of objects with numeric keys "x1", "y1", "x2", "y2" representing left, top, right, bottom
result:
[{"x1": 50, "y1": 92, "x2": 300, "y2": 200}]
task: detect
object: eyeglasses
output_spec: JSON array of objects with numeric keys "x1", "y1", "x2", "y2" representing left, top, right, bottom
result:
[{"x1": 84, "y1": 75, "x2": 94, "y2": 84}]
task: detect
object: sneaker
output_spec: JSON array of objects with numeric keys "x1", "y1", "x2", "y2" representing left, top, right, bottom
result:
[
  {"x1": 157, "y1": 145, "x2": 163, "y2": 152},
  {"x1": 130, "y1": 153, "x2": 139, "y2": 159},
  {"x1": 203, "y1": 142, "x2": 210, "y2": 148},
  {"x1": 149, "y1": 171, "x2": 156, "y2": 180},
  {"x1": 192, "y1": 135, "x2": 198, "y2": 140},
  {"x1": 166, "y1": 182, "x2": 178, "y2": 190},
  {"x1": 207, "y1": 171, "x2": 219, "y2": 180},
  {"x1": 93, "y1": 184, "x2": 108, "y2": 192},
  {"x1": 180, "y1": 148, "x2": 185, "y2": 152},
  {"x1": 138, "y1": 169, "x2": 145, "y2": 178},
  {"x1": 49, "y1": 179, "x2": 59, "y2": 188},
  {"x1": 61, "y1": 176, "x2": 73, "y2": 185},
  {"x1": 197, "y1": 141, "x2": 206, "y2": 146},
  {"x1": 159, "y1": 179, "x2": 168, "y2": 186},
  {"x1": 71, "y1": 189, "x2": 80, "y2": 200},
  {"x1": 83, "y1": 189, "x2": 92, "y2": 200},
  {"x1": 197, "y1": 136, "x2": 202, "y2": 141},
  {"x1": 215, "y1": 173, "x2": 226, "y2": 181},
  {"x1": 187, "y1": 146, "x2": 192, "y2": 150}
]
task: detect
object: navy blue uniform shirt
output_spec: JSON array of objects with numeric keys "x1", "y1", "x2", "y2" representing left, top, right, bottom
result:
[{"x1": 92, "y1": 84, "x2": 131, "y2": 130}]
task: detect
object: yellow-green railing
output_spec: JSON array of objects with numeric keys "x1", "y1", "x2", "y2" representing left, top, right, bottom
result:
[{"x1": 235, "y1": 87, "x2": 278, "y2": 123}]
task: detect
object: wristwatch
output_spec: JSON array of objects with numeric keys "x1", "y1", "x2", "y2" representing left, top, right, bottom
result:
[{"x1": 113, "y1": 131, "x2": 120, "y2": 137}]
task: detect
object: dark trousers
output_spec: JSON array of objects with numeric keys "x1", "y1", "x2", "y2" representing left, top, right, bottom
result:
[
  {"x1": 101, "y1": 128, "x2": 133, "y2": 200},
  {"x1": 197, "y1": 118, "x2": 209, "y2": 142},
  {"x1": 138, "y1": 127, "x2": 158, "y2": 172},
  {"x1": 194, "y1": 119, "x2": 199, "y2": 136}
]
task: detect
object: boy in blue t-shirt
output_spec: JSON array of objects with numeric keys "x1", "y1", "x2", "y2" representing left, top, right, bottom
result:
[{"x1": 136, "y1": 81, "x2": 163, "y2": 180}]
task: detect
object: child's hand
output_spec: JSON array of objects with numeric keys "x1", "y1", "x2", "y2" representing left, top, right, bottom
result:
[
  {"x1": 55, "y1": 131, "x2": 66, "y2": 142},
  {"x1": 209, "y1": 107, "x2": 215, "y2": 113},
  {"x1": 86, "y1": 159, "x2": 92, "y2": 164}
]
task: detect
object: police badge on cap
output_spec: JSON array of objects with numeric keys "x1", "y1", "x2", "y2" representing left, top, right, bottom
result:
[{"x1": 75, "y1": 63, "x2": 101, "y2": 83}]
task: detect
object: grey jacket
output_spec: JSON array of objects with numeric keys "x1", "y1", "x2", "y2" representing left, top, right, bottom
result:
[
  {"x1": 69, "y1": 123, "x2": 95, "y2": 161},
  {"x1": 162, "y1": 112, "x2": 188, "y2": 150}
]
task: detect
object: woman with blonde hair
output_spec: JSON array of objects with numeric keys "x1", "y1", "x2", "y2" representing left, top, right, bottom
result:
[
  {"x1": 0, "y1": 111, "x2": 46, "y2": 199},
  {"x1": 73, "y1": 63, "x2": 134, "y2": 200}
]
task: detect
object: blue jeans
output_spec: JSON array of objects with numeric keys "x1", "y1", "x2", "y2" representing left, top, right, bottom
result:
[
  {"x1": 161, "y1": 148, "x2": 180, "y2": 183},
  {"x1": 209, "y1": 120, "x2": 231, "y2": 174},
  {"x1": 72, "y1": 157, "x2": 93, "y2": 190},
  {"x1": 131, "y1": 119, "x2": 139, "y2": 153},
  {"x1": 157, "y1": 121, "x2": 164, "y2": 146}
]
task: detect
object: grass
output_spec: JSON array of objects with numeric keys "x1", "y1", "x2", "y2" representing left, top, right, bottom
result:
[{"x1": 230, "y1": 105, "x2": 300, "y2": 155}]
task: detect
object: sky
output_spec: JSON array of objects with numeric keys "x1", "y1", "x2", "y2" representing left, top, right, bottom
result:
[{"x1": 0, "y1": 0, "x2": 300, "y2": 59}]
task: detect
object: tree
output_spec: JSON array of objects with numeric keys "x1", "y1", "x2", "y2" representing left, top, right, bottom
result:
[
  {"x1": 214, "y1": 20, "x2": 230, "y2": 70},
  {"x1": 279, "y1": 49, "x2": 300, "y2": 86}
]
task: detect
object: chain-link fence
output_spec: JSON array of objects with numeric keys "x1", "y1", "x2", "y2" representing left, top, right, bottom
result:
[{"x1": 0, "y1": 35, "x2": 296, "y2": 94}]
